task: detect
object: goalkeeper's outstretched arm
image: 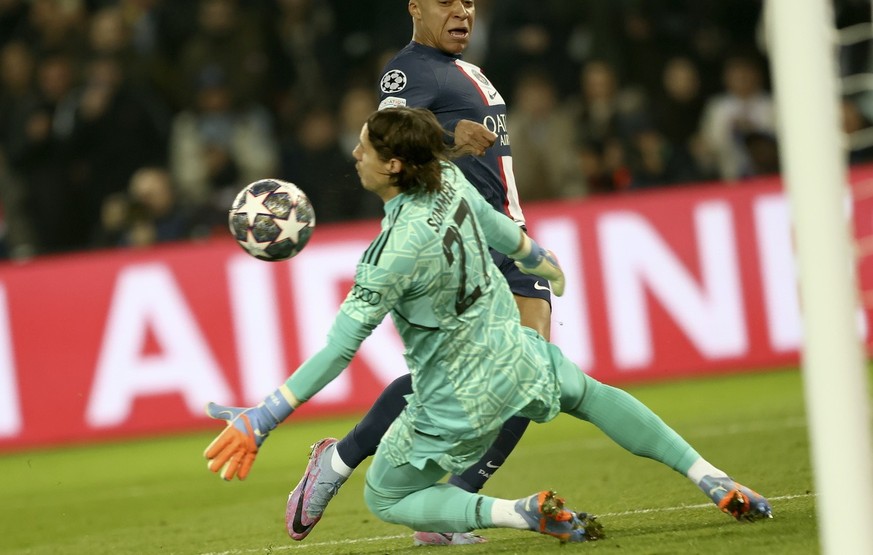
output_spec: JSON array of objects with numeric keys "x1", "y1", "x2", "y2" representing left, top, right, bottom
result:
[{"x1": 458, "y1": 173, "x2": 565, "y2": 296}]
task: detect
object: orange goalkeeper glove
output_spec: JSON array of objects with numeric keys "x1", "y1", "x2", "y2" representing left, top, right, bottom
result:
[{"x1": 203, "y1": 388, "x2": 294, "y2": 481}]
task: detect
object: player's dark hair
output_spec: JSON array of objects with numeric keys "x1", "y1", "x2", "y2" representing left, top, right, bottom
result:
[{"x1": 366, "y1": 107, "x2": 452, "y2": 194}]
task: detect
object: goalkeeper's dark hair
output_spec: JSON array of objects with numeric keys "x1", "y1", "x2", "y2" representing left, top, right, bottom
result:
[{"x1": 366, "y1": 107, "x2": 459, "y2": 194}]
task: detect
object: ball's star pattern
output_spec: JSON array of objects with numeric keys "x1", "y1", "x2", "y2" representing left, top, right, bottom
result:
[
  {"x1": 236, "y1": 189, "x2": 273, "y2": 227},
  {"x1": 244, "y1": 228, "x2": 272, "y2": 257},
  {"x1": 274, "y1": 205, "x2": 310, "y2": 243}
]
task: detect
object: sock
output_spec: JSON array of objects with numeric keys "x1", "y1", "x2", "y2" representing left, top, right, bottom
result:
[
  {"x1": 569, "y1": 374, "x2": 700, "y2": 475},
  {"x1": 686, "y1": 457, "x2": 728, "y2": 486},
  {"x1": 335, "y1": 374, "x2": 413, "y2": 468},
  {"x1": 489, "y1": 498, "x2": 528, "y2": 529},
  {"x1": 330, "y1": 443, "x2": 354, "y2": 478},
  {"x1": 311, "y1": 442, "x2": 350, "y2": 489},
  {"x1": 448, "y1": 416, "x2": 530, "y2": 492}
]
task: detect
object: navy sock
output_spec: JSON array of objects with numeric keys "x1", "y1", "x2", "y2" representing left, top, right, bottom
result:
[
  {"x1": 448, "y1": 415, "x2": 531, "y2": 493},
  {"x1": 335, "y1": 374, "x2": 412, "y2": 468}
]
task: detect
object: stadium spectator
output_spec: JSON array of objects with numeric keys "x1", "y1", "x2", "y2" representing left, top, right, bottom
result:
[
  {"x1": 0, "y1": 39, "x2": 37, "y2": 257},
  {"x1": 482, "y1": 0, "x2": 578, "y2": 99},
  {"x1": 175, "y1": 0, "x2": 272, "y2": 110},
  {"x1": 65, "y1": 54, "x2": 170, "y2": 244},
  {"x1": 280, "y1": 106, "x2": 368, "y2": 223},
  {"x1": 842, "y1": 96, "x2": 873, "y2": 164},
  {"x1": 743, "y1": 131, "x2": 780, "y2": 177},
  {"x1": 574, "y1": 136, "x2": 633, "y2": 196},
  {"x1": 0, "y1": 0, "x2": 28, "y2": 47},
  {"x1": 15, "y1": 0, "x2": 87, "y2": 58},
  {"x1": 168, "y1": 64, "x2": 278, "y2": 237},
  {"x1": 337, "y1": 84, "x2": 378, "y2": 156},
  {"x1": 271, "y1": 0, "x2": 344, "y2": 113},
  {"x1": 569, "y1": 59, "x2": 647, "y2": 148},
  {"x1": 123, "y1": 166, "x2": 190, "y2": 248},
  {"x1": 329, "y1": 0, "x2": 409, "y2": 84},
  {"x1": 698, "y1": 53, "x2": 776, "y2": 181},
  {"x1": 627, "y1": 125, "x2": 702, "y2": 189},
  {"x1": 613, "y1": 7, "x2": 670, "y2": 98},
  {"x1": 650, "y1": 55, "x2": 710, "y2": 180},
  {"x1": 336, "y1": 84, "x2": 383, "y2": 218},
  {"x1": 2, "y1": 0, "x2": 866, "y2": 259},
  {"x1": 85, "y1": 4, "x2": 154, "y2": 90},
  {"x1": 90, "y1": 190, "x2": 130, "y2": 249},
  {"x1": 4, "y1": 52, "x2": 85, "y2": 254},
  {"x1": 508, "y1": 67, "x2": 583, "y2": 200}
]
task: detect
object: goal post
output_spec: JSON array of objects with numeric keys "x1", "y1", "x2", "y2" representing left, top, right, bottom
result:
[{"x1": 766, "y1": 0, "x2": 873, "y2": 553}]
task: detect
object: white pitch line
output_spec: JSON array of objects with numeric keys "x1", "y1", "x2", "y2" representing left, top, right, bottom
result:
[
  {"x1": 199, "y1": 533, "x2": 409, "y2": 555},
  {"x1": 600, "y1": 492, "x2": 813, "y2": 517},
  {"x1": 198, "y1": 493, "x2": 814, "y2": 555}
]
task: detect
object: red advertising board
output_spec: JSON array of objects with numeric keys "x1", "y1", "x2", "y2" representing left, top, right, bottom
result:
[{"x1": 1, "y1": 168, "x2": 871, "y2": 451}]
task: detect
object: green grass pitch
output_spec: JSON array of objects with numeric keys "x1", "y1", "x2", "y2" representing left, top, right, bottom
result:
[{"x1": 1, "y1": 368, "x2": 842, "y2": 554}]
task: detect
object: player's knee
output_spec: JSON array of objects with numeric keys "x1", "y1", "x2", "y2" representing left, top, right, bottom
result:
[
  {"x1": 363, "y1": 481, "x2": 401, "y2": 524},
  {"x1": 557, "y1": 355, "x2": 600, "y2": 414}
]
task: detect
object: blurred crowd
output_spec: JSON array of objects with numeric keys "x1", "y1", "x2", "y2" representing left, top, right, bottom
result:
[{"x1": 0, "y1": 0, "x2": 871, "y2": 260}]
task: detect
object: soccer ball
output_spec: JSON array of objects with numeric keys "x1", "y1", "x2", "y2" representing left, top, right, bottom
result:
[{"x1": 228, "y1": 179, "x2": 315, "y2": 261}]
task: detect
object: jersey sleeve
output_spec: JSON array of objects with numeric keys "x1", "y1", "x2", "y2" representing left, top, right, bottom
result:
[
  {"x1": 378, "y1": 54, "x2": 439, "y2": 111},
  {"x1": 284, "y1": 235, "x2": 415, "y2": 402},
  {"x1": 448, "y1": 165, "x2": 522, "y2": 254},
  {"x1": 284, "y1": 310, "x2": 368, "y2": 402},
  {"x1": 377, "y1": 54, "x2": 467, "y2": 135}
]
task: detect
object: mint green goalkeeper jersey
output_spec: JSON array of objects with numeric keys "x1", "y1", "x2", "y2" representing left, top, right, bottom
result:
[{"x1": 286, "y1": 163, "x2": 562, "y2": 474}]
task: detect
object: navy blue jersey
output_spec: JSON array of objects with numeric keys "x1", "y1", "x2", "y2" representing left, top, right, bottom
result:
[{"x1": 378, "y1": 42, "x2": 525, "y2": 225}]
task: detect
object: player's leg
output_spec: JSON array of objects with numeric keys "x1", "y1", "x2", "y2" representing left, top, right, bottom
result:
[
  {"x1": 552, "y1": 348, "x2": 773, "y2": 521},
  {"x1": 285, "y1": 372, "x2": 490, "y2": 543},
  {"x1": 446, "y1": 259, "x2": 549, "y2": 494},
  {"x1": 288, "y1": 257, "x2": 548, "y2": 542},
  {"x1": 363, "y1": 447, "x2": 603, "y2": 543},
  {"x1": 336, "y1": 373, "x2": 412, "y2": 468},
  {"x1": 286, "y1": 373, "x2": 412, "y2": 540},
  {"x1": 416, "y1": 262, "x2": 549, "y2": 543},
  {"x1": 446, "y1": 415, "x2": 529, "y2": 493}
]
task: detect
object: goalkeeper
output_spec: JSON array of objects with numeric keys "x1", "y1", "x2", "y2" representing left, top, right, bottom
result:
[{"x1": 203, "y1": 107, "x2": 771, "y2": 544}]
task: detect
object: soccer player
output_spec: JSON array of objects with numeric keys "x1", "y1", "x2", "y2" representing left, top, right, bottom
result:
[
  {"x1": 288, "y1": 0, "x2": 556, "y2": 545},
  {"x1": 286, "y1": 0, "x2": 773, "y2": 546},
  {"x1": 203, "y1": 107, "x2": 772, "y2": 546}
]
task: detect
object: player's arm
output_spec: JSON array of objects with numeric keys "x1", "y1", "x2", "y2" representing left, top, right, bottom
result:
[
  {"x1": 457, "y1": 169, "x2": 565, "y2": 296},
  {"x1": 452, "y1": 120, "x2": 496, "y2": 157},
  {"x1": 202, "y1": 310, "x2": 374, "y2": 481},
  {"x1": 204, "y1": 261, "x2": 405, "y2": 481}
]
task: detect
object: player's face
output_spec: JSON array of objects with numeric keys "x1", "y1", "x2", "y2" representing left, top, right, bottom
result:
[
  {"x1": 410, "y1": 0, "x2": 475, "y2": 55},
  {"x1": 353, "y1": 124, "x2": 400, "y2": 201}
]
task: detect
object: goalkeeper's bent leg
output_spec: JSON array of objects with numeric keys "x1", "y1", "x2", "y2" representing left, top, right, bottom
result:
[{"x1": 364, "y1": 453, "x2": 487, "y2": 532}]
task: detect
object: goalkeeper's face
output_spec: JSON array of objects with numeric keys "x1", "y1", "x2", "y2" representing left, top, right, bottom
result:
[
  {"x1": 353, "y1": 124, "x2": 400, "y2": 202},
  {"x1": 410, "y1": 0, "x2": 475, "y2": 55}
]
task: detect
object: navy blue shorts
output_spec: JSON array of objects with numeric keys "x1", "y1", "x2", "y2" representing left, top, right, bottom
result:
[{"x1": 490, "y1": 249, "x2": 552, "y2": 305}]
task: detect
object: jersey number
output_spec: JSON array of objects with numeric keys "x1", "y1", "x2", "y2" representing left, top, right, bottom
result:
[{"x1": 441, "y1": 199, "x2": 491, "y2": 315}]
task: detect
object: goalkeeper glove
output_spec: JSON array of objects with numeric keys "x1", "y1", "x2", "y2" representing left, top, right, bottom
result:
[
  {"x1": 512, "y1": 234, "x2": 565, "y2": 297},
  {"x1": 203, "y1": 387, "x2": 294, "y2": 481}
]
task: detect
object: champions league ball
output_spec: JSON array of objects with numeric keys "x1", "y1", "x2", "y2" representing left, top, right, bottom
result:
[{"x1": 228, "y1": 179, "x2": 315, "y2": 261}]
